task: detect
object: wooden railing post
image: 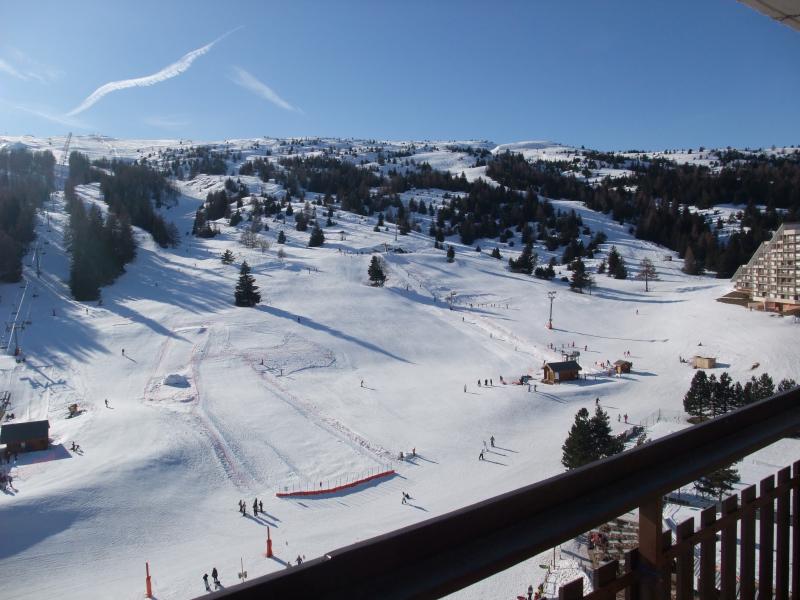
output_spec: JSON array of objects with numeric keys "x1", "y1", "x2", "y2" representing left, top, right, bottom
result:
[
  {"x1": 675, "y1": 518, "x2": 695, "y2": 600},
  {"x1": 699, "y1": 506, "x2": 717, "y2": 600},
  {"x1": 559, "y1": 577, "x2": 584, "y2": 600},
  {"x1": 719, "y1": 495, "x2": 738, "y2": 600},
  {"x1": 760, "y1": 475, "x2": 776, "y2": 600},
  {"x1": 792, "y1": 461, "x2": 800, "y2": 600},
  {"x1": 777, "y1": 467, "x2": 791, "y2": 600},
  {"x1": 741, "y1": 485, "x2": 757, "y2": 600},
  {"x1": 637, "y1": 497, "x2": 666, "y2": 600}
]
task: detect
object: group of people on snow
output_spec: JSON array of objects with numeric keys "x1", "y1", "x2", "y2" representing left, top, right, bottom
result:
[
  {"x1": 202, "y1": 567, "x2": 221, "y2": 591},
  {"x1": 238, "y1": 498, "x2": 264, "y2": 516}
]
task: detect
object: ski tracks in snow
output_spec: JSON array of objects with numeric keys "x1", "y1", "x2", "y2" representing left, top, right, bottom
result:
[
  {"x1": 143, "y1": 324, "x2": 256, "y2": 491},
  {"x1": 255, "y1": 367, "x2": 395, "y2": 465}
]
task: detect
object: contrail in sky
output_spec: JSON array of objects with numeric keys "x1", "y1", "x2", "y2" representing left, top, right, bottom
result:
[
  {"x1": 230, "y1": 66, "x2": 301, "y2": 113},
  {"x1": 67, "y1": 27, "x2": 242, "y2": 116}
]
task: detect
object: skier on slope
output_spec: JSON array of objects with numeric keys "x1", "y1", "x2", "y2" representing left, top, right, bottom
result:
[
  {"x1": 203, "y1": 573, "x2": 210, "y2": 591},
  {"x1": 253, "y1": 498, "x2": 258, "y2": 516},
  {"x1": 212, "y1": 567, "x2": 220, "y2": 588}
]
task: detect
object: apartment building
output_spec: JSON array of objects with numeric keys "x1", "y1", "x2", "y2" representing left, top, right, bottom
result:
[{"x1": 732, "y1": 222, "x2": 800, "y2": 312}]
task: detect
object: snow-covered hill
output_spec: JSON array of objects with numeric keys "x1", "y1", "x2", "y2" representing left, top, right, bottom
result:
[{"x1": 0, "y1": 136, "x2": 798, "y2": 600}]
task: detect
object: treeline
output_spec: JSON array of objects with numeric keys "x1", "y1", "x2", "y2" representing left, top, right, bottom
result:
[
  {"x1": 270, "y1": 155, "x2": 572, "y2": 249},
  {"x1": 486, "y1": 151, "x2": 800, "y2": 278},
  {"x1": 192, "y1": 177, "x2": 256, "y2": 237},
  {"x1": 0, "y1": 147, "x2": 55, "y2": 281},
  {"x1": 683, "y1": 370, "x2": 797, "y2": 419},
  {"x1": 97, "y1": 160, "x2": 178, "y2": 247},
  {"x1": 65, "y1": 152, "x2": 178, "y2": 299}
]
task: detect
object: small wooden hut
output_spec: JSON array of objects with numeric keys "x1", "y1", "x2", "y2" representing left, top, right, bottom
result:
[
  {"x1": 614, "y1": 360, "x2": 633, "y2": 374},
  {"x1": 0, "y1": 420, "x2": 49, "y2": 453},
  {"x1": 692, "y1": 356, "x2": 717, "y2": 369},
  {"x1": 543, "y1": 361, "x2": 582, "y2": 384}
]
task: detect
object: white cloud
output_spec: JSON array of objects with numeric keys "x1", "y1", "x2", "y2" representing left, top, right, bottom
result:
[
  {"x1": 230, "y1": 66, "x2": 301, "y2": 113},
  {"x1": 1, "y1": 100, "x2": 89, "y2": 129},
  {"x1": 67, "y1": 27, "x2": 241, "y2": 117},
  {"x1": 9, "y1": 48, "x2": 62, "y2": 84},
  {"x1": 0, "y1": 58, "x2": 27, "y2": 81},
  {"x1": 0, "y1": 51, "x2": 61, "y2": 84}
]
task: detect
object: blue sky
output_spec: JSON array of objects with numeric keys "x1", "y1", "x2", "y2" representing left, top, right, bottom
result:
[{"x1": 1, "y1": 0, "x2": 798, "y2": 150}]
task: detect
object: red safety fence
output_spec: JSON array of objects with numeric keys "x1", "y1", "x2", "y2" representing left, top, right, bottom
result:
[{"x1": 275, "y1": 469, "x2": 396, "y2": 498}]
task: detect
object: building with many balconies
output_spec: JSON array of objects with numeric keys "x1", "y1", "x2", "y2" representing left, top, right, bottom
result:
[{"x1": 732, "y1": 222, "x2": 800, "y2": 312}]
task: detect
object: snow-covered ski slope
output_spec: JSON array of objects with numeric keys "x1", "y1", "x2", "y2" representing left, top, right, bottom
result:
[{"x1": 0, "y1": 135, "x2": 798, "y2": 600}]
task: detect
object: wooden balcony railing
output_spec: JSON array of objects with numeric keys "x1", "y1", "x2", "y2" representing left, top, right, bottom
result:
[
  {"x1": 200, "y1": 386, "x2": 800, "y2": 600},
  {"x1": 559, "y1": 463, "x2": 799, "y2": 600}
]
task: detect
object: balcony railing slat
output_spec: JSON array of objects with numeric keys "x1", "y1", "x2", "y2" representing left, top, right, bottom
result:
[
  {"x1": 559, "y1": 576, "x2": 584, "y2": 600},
  {"x1": 659, "y1": 530, "x2": 673, "y2": 600},
  {"x1": 625, "y1": 549, "x2": 641, "y2": 600},
  {"x1": 699, "y1": 506, "x2": 717, "y2": 600},
  {"x1": 741, "y1": 485, "x2": 757, "y2": 600},
  {"x1": 759, "y1": 475, "x2": 776, "y2": 600},
  {"x1": 720, "y1": 495, "x2": 738, "y2": 600},
  {"x1": 675, "y1": 519, "x2": 695, "y2": 600},
  {"x1": 776, "y1": 467, "x2": 791, "y2": 600},
  {"x1": 792, "y1": 462, "x2": 800, "y2": 600},
  {"x1": 592, "y1": 559, "x2": 619, "y2": 600}
]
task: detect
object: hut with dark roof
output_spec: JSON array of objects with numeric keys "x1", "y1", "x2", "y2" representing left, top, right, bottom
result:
[
  {"x1": 0, "y1": 420, "x2": 49, "y2": 453},
  {"x1": 542, "y1": 361, "x2": 582, "y2": 384}
]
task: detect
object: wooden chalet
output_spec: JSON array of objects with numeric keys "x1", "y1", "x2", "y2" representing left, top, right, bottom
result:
[
  {"x1": 614, "y1": 360, "x2": 633, "y2": 374},
  {"x1": 692, "y1": 356, "x2": 717, "y2": 369},
  {"x1": 0, "y1": 419, "x2": 49, "y2": 453},
  {"x1": 542, "y1": 360, "x2": 582, "y2": 384}
]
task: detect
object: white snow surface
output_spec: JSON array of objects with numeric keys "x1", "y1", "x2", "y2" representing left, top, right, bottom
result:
[{"x1": 0, "y1": 136, "x2": 798, "y2": 600}]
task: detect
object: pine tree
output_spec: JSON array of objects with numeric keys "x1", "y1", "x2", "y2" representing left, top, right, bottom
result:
[
  {"x1": 295, "y1": 211, "x2": 308, "y2": 232},
  {"x1": 446, "y1": 245, "x2": 455, "y2": 263},
  {"x1": 368, "y1": 256, "x2": 386, "y2": 286},
  {"x1": 710, "y1": 372, "x2": 735, "y2": 416},
  {"x1": 569, "y1": 258, "x2": 592, "y2": 292},
  {"x1": 562, "y1": 408, "x2": 595, "y2": 469},
  {"x1": 590, "y1": 406, "x2": 624, "y2": 459},
  {"x1": 508, "y1": 242, "x2": 536, "y2": 274},
  {"x1": 277, "y1": 230, "x2": 286, "y2": 244},
  {"x1": 695, "y1": 464, "x2": 740, "y2": 501},
  {"x1": 491, "y1": 247, "x2": 502, "y2": 260},
  {"x1": 754, "y1": 373, "x2": 775, "y2": 400},
  {"x1": 777, "y1": 378, "x2": 798, "y2": 393},
  {"x1": 234, "y1": 261, "x2": 261, "y2": 307},
  {"x1": 683, "y1": 370, "x2": 711, "y2": 418},
  {"x1": 613, "y1": 256, "x2": 628, "y2": 279},
  {"x1": 635, "y1": 257, "x2": 658, "y2": 291},
  {"x1": 308, "y1": 225, "x2": 325, "y2": 247},
  {"x1": 221, "y1": 249, "x2": 235, "y2": 264},
  {"x1": 606, "y1": 246, "x2": 621, "y2": 276},
  {"x1": 683, "y1": 246, "x2": 701, "y2": 275}
]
